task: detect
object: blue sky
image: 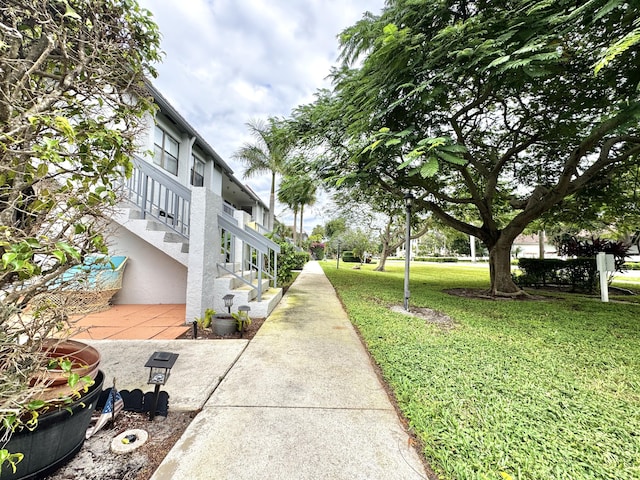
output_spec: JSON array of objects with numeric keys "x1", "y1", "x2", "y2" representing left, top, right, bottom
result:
[{"x1": 137, "y1": 0, "x2": 385, "y2": 233}]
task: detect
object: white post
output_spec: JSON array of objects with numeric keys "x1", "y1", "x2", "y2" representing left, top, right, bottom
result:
[
  {"x1": 185, "y1": 188, "x2": 221, "y2": 323},
  {"x1": 596, "y1": 252, "x2": 614, "y2": 303},
  {"x1": 470, "y1": 235, "x2": 476, "y2": 262}
]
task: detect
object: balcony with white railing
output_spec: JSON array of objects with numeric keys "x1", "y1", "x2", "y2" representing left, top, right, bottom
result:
[{"x1": 124, "y1": 157, "x2": 191, "y2": 238}]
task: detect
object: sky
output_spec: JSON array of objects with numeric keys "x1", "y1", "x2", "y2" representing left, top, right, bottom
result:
[{"x1": 137, "y1": 0, "x2": 386, "y2": 234}]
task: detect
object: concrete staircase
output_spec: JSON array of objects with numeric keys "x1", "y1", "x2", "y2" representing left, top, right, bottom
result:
[
  {"x1": 213, "y1": 268, "x2": 282, "y2": 318},
  {"x1": 112, "y1": 203, "x2": 281, "y2": 318}
]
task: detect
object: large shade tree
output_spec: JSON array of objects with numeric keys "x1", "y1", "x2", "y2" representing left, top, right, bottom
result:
[{"x1": 291, "y1": 0, "x2": 640, "y2": 295}]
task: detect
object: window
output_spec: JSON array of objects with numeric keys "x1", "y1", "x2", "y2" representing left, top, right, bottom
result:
[
  {"x1": 154, "y1": 125, "x2": 179, "y2": 175},
  {"x1": 191, "y1": 155, "x2": 205, "y2": 187}
]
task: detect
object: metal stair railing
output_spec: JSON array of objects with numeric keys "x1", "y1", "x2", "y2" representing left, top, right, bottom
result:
[
  {"x1": 218, "y1": 213, "x2": 280, "y2": 301},
  {"x1": 124, "y1": 157, "x2": 191, "y2": 238}
]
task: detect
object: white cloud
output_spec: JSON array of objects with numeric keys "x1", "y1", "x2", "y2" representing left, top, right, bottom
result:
[{"x1": 137, "y1": 0, "x2": 385, "y2": 232}]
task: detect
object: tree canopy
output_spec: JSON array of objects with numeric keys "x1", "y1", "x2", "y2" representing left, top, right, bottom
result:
[
  {"x1": 1, "y1": 0, "x2": 161, "y2": 305},
  {"x1": 291, "y1": 0, "x2": 640, "y2": 295},
  {"x1": 1, "y1": 0, "x2": 161, "y2": 442}
]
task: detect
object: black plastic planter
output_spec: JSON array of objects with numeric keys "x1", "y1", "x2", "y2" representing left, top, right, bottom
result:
[{"x1": 1, "y1": 370, "x2": 104, "y2": 480}]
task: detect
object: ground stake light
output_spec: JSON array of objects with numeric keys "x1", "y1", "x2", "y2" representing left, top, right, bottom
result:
[
  {"x1": 223, "y1": 294, "x2": 235, "y2": 314},
  {"x1": 145, "y1": 351, "x2": 179, "y2": 420},
  {"x1": 238, "y1": 305, "x2": 251, "y2": 337}
]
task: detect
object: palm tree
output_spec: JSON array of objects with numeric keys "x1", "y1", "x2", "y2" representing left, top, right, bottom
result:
[
  {"x1": 232, "y1": 117, "x2": 293, "y2": 230},
  {"x1": 278, "y1": 172, "x2": 317, "y2": 247},
  {"x1": 277, "y1": 175, "x2": 300, "y2": 244},
  {"x1": 297, "y1": 176, "x2": 317, "y2": 247}
]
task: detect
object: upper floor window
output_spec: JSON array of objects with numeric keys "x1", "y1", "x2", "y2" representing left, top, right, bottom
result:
[
  {"x1": 154, "y1": 125, "x2": 179, "y2": 175},
  {"x1": 191, "y1": 155, "x2": 205, "y2": 187}
]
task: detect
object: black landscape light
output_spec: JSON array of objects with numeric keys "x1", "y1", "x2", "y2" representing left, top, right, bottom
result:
[
  {"x1": 145, "y1": 351, "x2": 178, "y2": 420},
  {"x1": 238, "y1": 305, "x2": 251, "y2": 337},
  {"x1": 223, "y1": 294, "x2": 235, "y2": 314}
]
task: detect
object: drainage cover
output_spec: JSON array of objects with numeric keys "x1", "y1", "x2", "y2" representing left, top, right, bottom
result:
[{"x1": 111, "y1": 429, "x2": 149, "y2": 454}]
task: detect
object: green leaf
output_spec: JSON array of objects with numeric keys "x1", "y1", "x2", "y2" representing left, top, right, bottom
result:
[
  {"x1": 593, "y1": 0, "x2": 623, "y2": 21},
  {"x1": 68, "y1": 373, "x2": 80, "y2": 388},
  {"x1": 54, "y1": 242, "x2": 81, "y2": 260},
  {"x1": 513, "y1": 42, "x2": 546, "y2": 55},
  {"x1": 61, "y1": 0, "x2": 81, "y2": 19},
  {"x1": 2, "y1": 252, "x2": 17, "y2": 268},
  {"x1": 26, "y1": 400, "x2": 46, "y2": 411},
  {"x1": 436, "y1": 150, "x2": 467, "y2": 166},
  {"x1": 397, "y1": 158, "x2": 413, "y2": 170},
  {"x1": 0, "y1": 450, "x2": 24, "y2": 474},
  {"x1": 440, "y1": 144, "x2": 468, "y2": 154},
  {"x1": 420, "y1": 157, "x2": 439, "y2": 177},
  {"x1": 385, "y1": 138, "x2": 402, "y2": 147},
  {"x1": 363, "y1": 139, "x2": 383, "y2": 153},
  {"x1": 36, "y1": 162, "x2": 49, "y2": 177},
  {"x1": 383, "y1": 23, "x2": 397, "y2": 35},
  {"x1": 487, "y1": 55, "x2": 511, "y2": 69}
]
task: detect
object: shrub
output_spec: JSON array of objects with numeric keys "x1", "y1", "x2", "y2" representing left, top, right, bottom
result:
[
  {"x1": 292, "y1": 251, "x2": 310, "y2": 270},
  {"x1": 414, "y1": 257, "x2": 459, "y2": 263},
  {"x1": 341, "y1": 251, "x2": 361, "y2": 263},
  {"x1": 515, "y1": 258, "x2": 598, "y2": 292},
  {"x1": 309, "y1": 242, "x2": 325, "y2": 260},
  {"x1": 556, "y1": 235, "x2": 631, "y2": 271},
  {"x1": 271, "y1": 240, "x2": 297, "y2": 285}
]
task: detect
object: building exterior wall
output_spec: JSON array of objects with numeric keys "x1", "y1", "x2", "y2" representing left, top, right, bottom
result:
[{"x1": 108, "y1": 227, "x2": 188, "y2": 304}]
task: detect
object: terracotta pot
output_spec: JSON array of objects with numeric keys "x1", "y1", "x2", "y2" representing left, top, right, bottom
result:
[{"x1": 30, "y1": 340, "x2": 101, "y2": 393}]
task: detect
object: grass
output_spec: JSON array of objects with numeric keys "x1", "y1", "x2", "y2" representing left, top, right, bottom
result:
[{"x1": 320, "y1": 261, "x2": 640, "y2": 480}]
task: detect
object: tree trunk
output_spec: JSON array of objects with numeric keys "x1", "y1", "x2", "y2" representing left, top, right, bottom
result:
[
  {"x1": 292, "y1": 208, "x2": 298, "y2": 245},
  {"x1": 374, "y1": 220, "x2": 393, "y2": 272},
  {"x1": 299, "y1": 204, "x2": 304, "y2": 247},
  {"x1": 269, "y1": 172, "x2": 275, "y2": 231},
  {"x1": 375, "y1": 243, "x2": 389, "y2": 271},
  {"x1": 488, "y1": 239, "x2": 521, "y2": 295}
]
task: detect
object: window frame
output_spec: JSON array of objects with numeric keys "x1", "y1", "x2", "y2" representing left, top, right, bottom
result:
[
  {"x1": 154, "y1": 125, "x2": 179, "y2": 176},
  {"x1": 191, "y1": 154, "x2": 205, "y2": 187}
]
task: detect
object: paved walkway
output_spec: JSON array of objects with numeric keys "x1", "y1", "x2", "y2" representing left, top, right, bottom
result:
[{"x1": 149, "y1": 261, "x2": 428, "y2": 480}]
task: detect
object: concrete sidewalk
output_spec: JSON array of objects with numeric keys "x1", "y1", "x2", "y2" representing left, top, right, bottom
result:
[{"x1": 150, "y1": 261, "x2": 428, "y2": 480}]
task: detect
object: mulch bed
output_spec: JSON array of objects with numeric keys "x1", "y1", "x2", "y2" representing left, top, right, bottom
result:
[
  {"x1": 176, "y1": 316, "x2": 266, "y2": 341},
  {"x1": 444, "y1": 288, "x2": 551, "y2": 300}
]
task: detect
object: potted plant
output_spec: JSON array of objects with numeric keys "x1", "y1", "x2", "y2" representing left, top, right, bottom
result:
[
  {"x1": 212, "y1": 312, "x2": 237, "y2": 336},
  {"x1": 0, "y1": 304, "x2": 104, "y2": 479}
]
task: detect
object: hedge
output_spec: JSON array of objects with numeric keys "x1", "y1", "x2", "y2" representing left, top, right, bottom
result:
[
  {"x1": 515, "y1": 257, "x2": 599, "y2": 293},
  {"x1": 414, "y1": 257, "x2": 459, "y2": 263}
]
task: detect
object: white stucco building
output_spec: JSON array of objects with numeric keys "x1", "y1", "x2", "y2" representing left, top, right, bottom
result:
[{"x1": 106, "y1": 83, "x2": 281, "y2": 322}]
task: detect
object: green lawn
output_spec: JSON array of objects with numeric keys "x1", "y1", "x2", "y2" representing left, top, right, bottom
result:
[{"x1": 320, "y1": 261, "x2": 640, "y2": 480}]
